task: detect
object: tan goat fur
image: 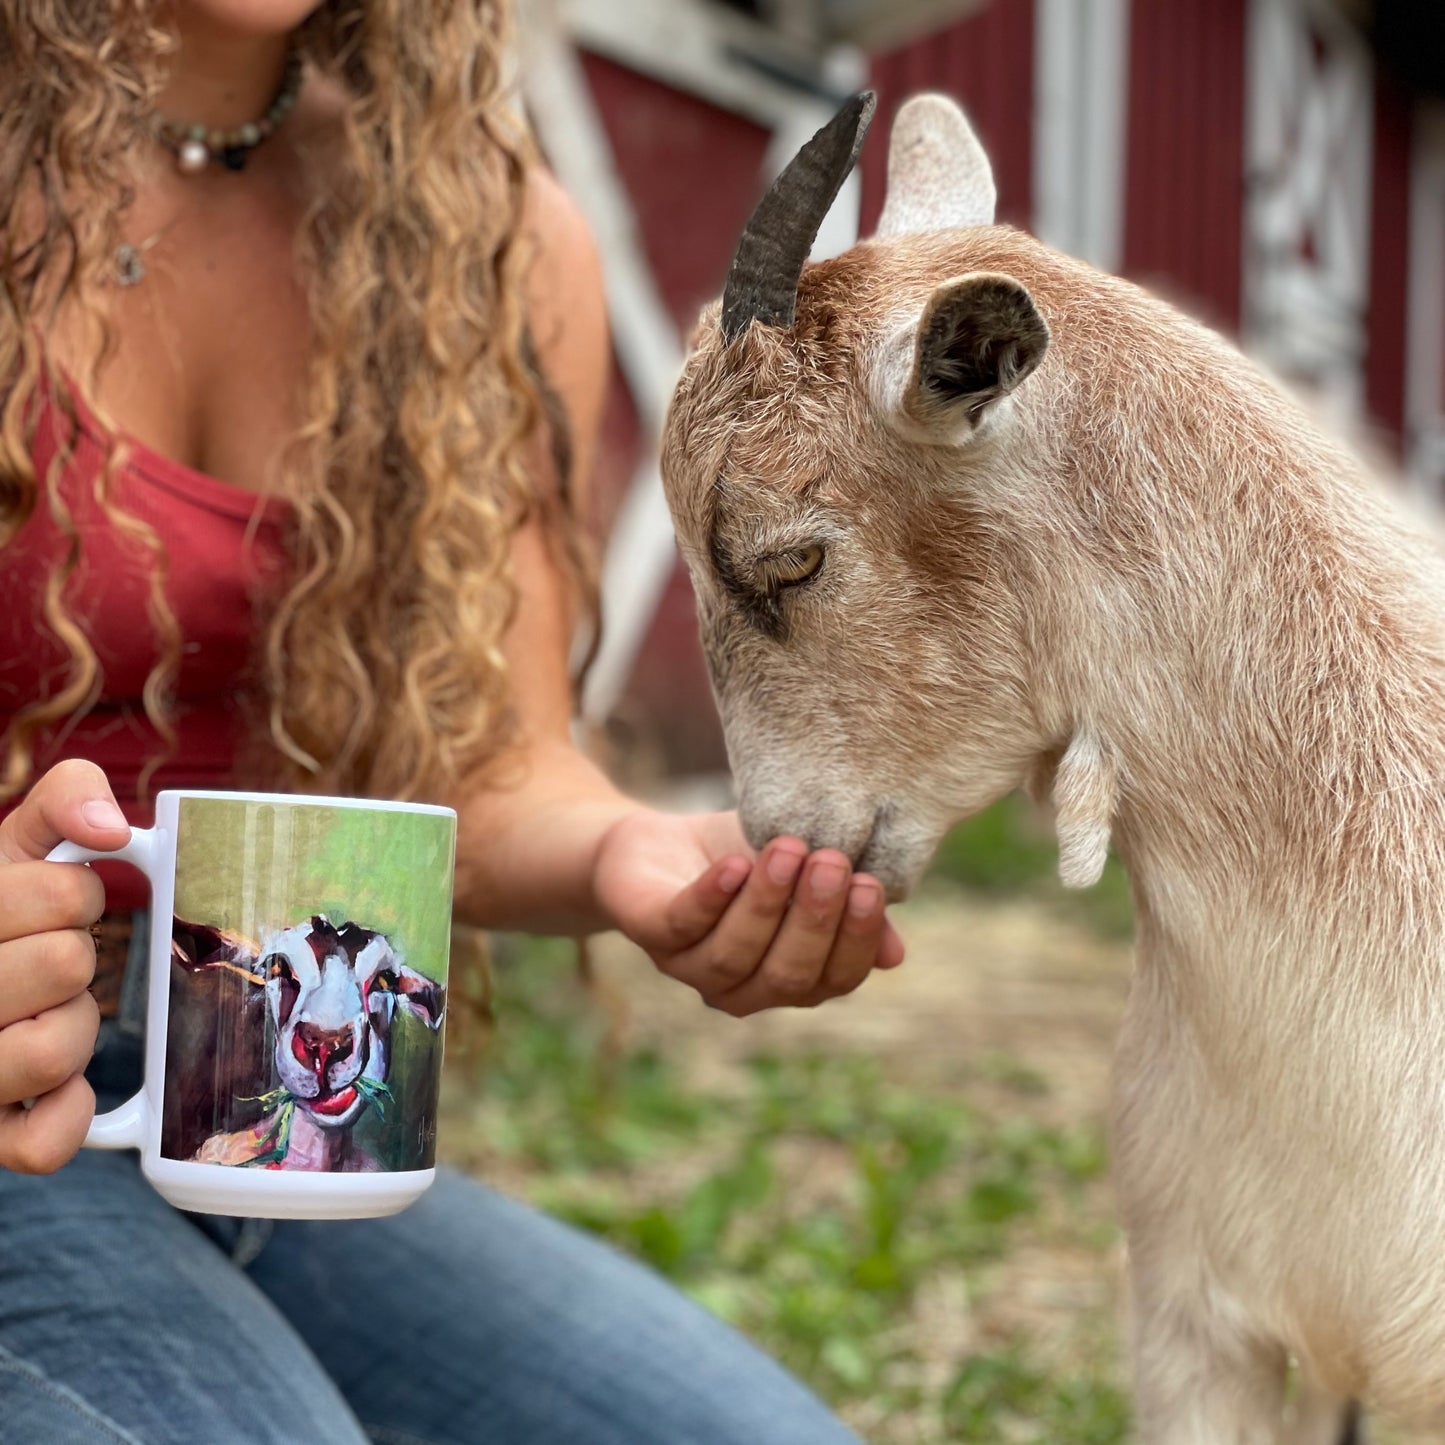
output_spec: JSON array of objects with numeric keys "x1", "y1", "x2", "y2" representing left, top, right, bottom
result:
[{"x1": 661, "y1": 95, "x2": 1445, "y2": 1441}]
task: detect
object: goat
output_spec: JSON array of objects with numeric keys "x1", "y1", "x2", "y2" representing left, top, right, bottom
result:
[
  {"x1": 661, "y1": 91, "x2": 1445, "y2": 1441},
  {"x1": 170, "y1": 914, "x2": 445, "y2": 1172}
]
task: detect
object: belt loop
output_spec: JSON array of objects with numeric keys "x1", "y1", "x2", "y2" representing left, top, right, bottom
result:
[{"x1": 117, "y1": 909, "x2": 151, "y2": 1039}]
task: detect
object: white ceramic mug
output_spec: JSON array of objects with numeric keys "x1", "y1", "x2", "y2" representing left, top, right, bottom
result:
[{"x1": 47, "y1": 789, "x2": 456, "y2": 1219}]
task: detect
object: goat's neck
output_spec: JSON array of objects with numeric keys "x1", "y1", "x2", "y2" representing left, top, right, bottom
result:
[
  {"x1": 283, "y1": 1107, "x2": 355, "y2": 1170},
  {"x1": 1036, "y1": 457, "x2": 1445, "y2": 989}
]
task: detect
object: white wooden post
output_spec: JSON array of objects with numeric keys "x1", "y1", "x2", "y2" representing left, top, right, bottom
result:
[
  {"x1": 1243, "y1": 0, "x2": 1375, "y2": 420},
  {"x1": 1033, "y1": 0, "x2": 1131, "y2": 273}
]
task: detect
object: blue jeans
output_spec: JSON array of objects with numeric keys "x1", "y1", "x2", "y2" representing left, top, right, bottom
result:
[{"x1": 0, "y1": 1023, "x2": 859, "y2": 1443}]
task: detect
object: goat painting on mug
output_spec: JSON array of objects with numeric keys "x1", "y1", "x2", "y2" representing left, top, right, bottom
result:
[{"x1": 159, "y1": 798, "x2": 454, "y2": 1173}]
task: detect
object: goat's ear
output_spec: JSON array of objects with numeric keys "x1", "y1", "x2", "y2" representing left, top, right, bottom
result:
[
  {"x1": 394, "y1": 968, "x2": 446, "y2": 1031},
  {"x1": 171, "y1": 919, "x2": 264, "y2": 984},
  {"x1": 877, "y1": 94, "x2": 996, "y2": 238},
  {"x1": 874, "y1": 272, "x2": 1049, "y2": 441},
  {"x1": 913, "y1": 273, "x2": 1049, "y2": 423}
]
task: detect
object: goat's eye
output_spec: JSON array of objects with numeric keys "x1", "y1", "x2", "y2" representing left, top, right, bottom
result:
[
  {"x1": 265, "y1": 956, "x2": 294, "y2": 983},
  {"x1": 371, "y1": 970, "x2": 397, "y2": 994},
  {"x1": 759, "y1": 545, "x2": 824, "y2": 591}
]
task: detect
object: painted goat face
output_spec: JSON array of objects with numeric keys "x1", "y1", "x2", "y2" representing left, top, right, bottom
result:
[
  {"x1": 173, "y1": 915, "x2": 445, "y2": 1129},
  {"x1": 663, "y1": 96, "x2": 1057, "y2": 897}
]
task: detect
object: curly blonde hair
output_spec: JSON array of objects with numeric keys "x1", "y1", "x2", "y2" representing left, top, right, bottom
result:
[{"x1": 0, "y1": 0, "x2": 584, "y2": 807}]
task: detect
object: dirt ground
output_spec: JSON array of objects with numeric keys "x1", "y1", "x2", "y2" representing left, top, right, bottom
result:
[{"x1": 591, "y1": 884, "x2": 1130, "y2": 1123}]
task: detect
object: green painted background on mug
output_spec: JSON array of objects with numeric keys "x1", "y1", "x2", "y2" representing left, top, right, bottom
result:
[{"x1": 173, "y1": 798, "x2": 456, "y2": 985}]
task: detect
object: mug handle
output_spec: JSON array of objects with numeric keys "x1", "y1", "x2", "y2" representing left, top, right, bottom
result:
[{"x1": 46, "y1": 831, "x2": 159, "y2": 1150}]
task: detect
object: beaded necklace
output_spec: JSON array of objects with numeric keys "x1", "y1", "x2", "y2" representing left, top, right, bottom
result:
[
  {"x1": 155, "y1": 47, "x2": 304, "y2": 175},
  {"x1": 115, "y1": 49, "x2": 305, "y2": 287}
]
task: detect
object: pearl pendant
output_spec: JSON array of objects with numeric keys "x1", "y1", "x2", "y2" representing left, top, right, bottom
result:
[{"x1": 177, "y1": 139, "x2": 209, "y2": 174}]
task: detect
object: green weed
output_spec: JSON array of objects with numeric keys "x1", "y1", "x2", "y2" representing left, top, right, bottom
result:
[{"x1": 931, "y1": 794, "x2": 1135, "y2": 940}]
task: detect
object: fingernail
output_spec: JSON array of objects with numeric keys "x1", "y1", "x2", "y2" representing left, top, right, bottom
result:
[
  {"x1": 846, "y1": 881, "x2": 879, "y2": 918},
  {"x1": 717, "y1": 861, "x2": 750, "y2": 894},
  {"x1": 766, "y1": 847, "x2": 804, "y2": 886},
  {"x1": 81, "y1": 801, "x2": 127, "y2": 831},
  {"x1": 811, "y1": 862, "x2": 849, "y2": 900}
]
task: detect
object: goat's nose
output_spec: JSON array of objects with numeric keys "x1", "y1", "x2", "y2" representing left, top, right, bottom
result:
[{"x1": 291, "y1": 1022, "x2": 355, "y2": 1074}]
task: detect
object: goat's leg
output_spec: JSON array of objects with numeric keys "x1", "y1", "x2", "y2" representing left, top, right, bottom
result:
[{"x1": 1129, "y1": 1280, "x2": 1289, "y2": 1445}]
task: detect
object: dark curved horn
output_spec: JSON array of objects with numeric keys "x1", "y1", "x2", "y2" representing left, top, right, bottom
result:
[{"x1": 720, "y1": 91, "x2": 876, "y2": 344}]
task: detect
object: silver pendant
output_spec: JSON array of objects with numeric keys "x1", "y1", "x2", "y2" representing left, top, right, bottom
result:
[{"x1": 115, "y1": 243, "x2": 146, "y2": 287}]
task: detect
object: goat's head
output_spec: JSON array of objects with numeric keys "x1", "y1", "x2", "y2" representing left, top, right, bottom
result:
[
  {"x1": 173, "y1": 915, "x2": 445, "y2": 1129},
  {"x1": 663, "y1": 93, "x2": 1093, "y2": 898}
]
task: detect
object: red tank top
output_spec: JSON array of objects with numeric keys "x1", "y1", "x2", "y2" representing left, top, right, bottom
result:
[{"x1": 0, "y1": 378, "x2": 289, "y2": 910}]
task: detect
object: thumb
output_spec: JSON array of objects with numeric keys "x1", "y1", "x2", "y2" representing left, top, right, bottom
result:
[{"x1": 0, "y1": 760, "x2": 130, "y2": 865}]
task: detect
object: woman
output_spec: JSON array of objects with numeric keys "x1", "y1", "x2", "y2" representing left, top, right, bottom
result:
[{"x1": 0, "y1": 3, "x2": 903, "y2": 1441}]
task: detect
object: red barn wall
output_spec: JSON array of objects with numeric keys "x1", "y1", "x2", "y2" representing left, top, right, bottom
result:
[
  {"x1": 581, "y1": 52, "x2": 773, "y2": 775},
  {"x1": 1365, "y1": 73, "x2": 1414, "y2": 453},
  {"x1": 862, "y1": 0, "x2": 1036, "y2": 233},
  {"x1": 1122, "y1": 0, "x2": 1248, "y2": 333}
]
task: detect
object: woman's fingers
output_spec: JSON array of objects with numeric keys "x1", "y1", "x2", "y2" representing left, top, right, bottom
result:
[
  {"x1": 0, "y1": 760, "x2": 119, "y2": 1177},
  {"x1": 0, "y1": 1073, "x2": 95, "y2": 1175},
  {"x1": 0, "y1": 860, "x2": 105, "y2": 945},
  {"x1": 657, "y1": 839, "x2": 906, "y2": 1015},
  {"x1": 731, "y1": 850, "x2": 852, "y2": 999},
  {"x1": 0, "y1": 990, "x2": 101, "y2": 1108},
  {"x1": 712, "y1": 860, "x2": 887, "y2": 1016},
  {"x1": 822, "y1": 877, "x2": 889, "y2": 993},
  {"x1": 0, "y1": 928, "x2": 98, "y2": 1030},
  {"x1": 662, "y1": 837, "x2": 809, "y2": 996},
  {"x1": 0, "y1": 758, "x2": 129, "y2": 866},
  {"x1": 879, "y1": 919, "x2": 907, "y2": 969},
  {"x1": 657, "y1": 854, "x2": 755, "y2": 951}
]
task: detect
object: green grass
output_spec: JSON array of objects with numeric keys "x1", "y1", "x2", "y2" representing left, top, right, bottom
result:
[
  {"x1": 943, "y1": 1350, "x2": 1131, "y2": 1444},
  {"x1": 929, "y1": 793, "x2": 1135, "y2": 941},
  {"x1": 440, "y1": 831, "x2": 1133, "y2": 1445}
]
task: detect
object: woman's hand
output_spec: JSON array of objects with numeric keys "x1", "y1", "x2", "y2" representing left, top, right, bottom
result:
[
  {"x1": 593, "y1": 809, "x2": 905, "y2": 1016},
  {"x1": 0, "y1": 760, "x2": 128, "y2": 1173}
]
